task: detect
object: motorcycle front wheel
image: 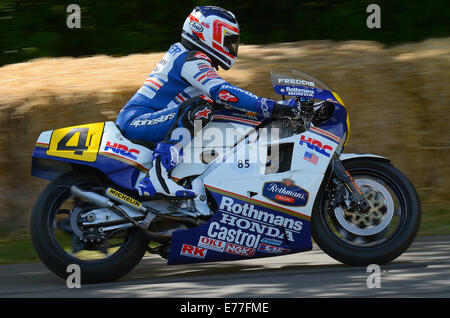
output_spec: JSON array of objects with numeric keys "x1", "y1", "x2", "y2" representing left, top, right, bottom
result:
[
  {"x1": 311, "y1": 158, "x2": 421, "y2": 266},
  {"x1": 30, "y1": 171, "x2": 149, "y2": 283}
]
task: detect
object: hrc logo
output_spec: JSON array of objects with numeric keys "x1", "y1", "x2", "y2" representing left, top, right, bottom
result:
[
  {"x1": 299, "y1": 135, "x2": 333, "y2": 157},
  {"x1": 104, "y1": 141, "x2": 140, "y2": 160}
]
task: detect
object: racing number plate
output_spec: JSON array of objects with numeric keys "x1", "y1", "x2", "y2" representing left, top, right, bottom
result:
[{"x1": 46, "y1": 123, "x2": 104, "y2": 162}]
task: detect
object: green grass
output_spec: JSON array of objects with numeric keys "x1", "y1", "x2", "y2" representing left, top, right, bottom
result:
[
  {"x1": 418, "y1": 203, "x2": 450, "y2": 236},
  {"x1": 0, "y1": 204, "x2": 449, "y2": 265},
  {"x1": 0, "y1": 237, "x2": 40, "y2": 265}
]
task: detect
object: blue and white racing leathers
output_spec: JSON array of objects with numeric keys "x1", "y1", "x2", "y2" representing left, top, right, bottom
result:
[{"x1": 116, "y1": 42, "x2": 276, "y2": 143}]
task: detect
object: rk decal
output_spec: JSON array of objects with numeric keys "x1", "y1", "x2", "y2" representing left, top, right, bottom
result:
[{"x1": 180, "y1": 244, "x2": 207, "y2": 259}]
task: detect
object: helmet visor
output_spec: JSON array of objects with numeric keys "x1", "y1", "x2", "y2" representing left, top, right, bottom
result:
[{"x1": 223, "y1": 33, "x2": 240, "y2": 57}]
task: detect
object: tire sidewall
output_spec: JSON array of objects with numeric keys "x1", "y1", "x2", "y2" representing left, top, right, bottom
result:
[
  {"x1": 311, "y1": 159, "x2": 421, "y2": 265},
  {"x1": 30, "y1": 171, "x2": 149, "y2": 283}
]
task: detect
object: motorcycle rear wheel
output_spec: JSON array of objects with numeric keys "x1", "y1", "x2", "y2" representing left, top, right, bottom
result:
[
  {"x1": 311, "y1": 158, "x2": 421, "y2": 266},
  {"x1": 30, "y1": 171, "x2": 149, "y2": 283}
]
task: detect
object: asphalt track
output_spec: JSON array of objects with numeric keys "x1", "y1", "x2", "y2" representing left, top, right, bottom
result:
[{"x1": 0, "y1": 236, "x2": 449, "y2": 298}]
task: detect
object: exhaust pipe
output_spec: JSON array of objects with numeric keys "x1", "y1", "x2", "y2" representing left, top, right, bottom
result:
[
  {"x1": 70, "y1": 185, "x2": 113, "y2": 208},
  {"x1": 70, "y1": 186, "x2": 155, "y2": 231},
  {"x1": 70, "y1": 186, "x2": 199, "y2": 240}
]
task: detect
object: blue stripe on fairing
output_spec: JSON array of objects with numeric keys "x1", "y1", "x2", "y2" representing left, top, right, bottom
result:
[
  {"x1": 314, "y1": 104, "x2": 348, "y2": 140},
  {"x1": 31, "y1": 146, "x2": 142, "y2": 190},
  {"x1": 309, "y1": 129, "x2": 340, "y2": 144}
]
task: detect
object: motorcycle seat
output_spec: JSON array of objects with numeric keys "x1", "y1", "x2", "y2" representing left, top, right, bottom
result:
[{"x1": 114, "y1": 123, "x2": 157, "y2": 151}]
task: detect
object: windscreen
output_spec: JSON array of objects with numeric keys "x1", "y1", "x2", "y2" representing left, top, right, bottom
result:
[{"x1": 271, "y1": 69, "x2": 342, "y2": 104}]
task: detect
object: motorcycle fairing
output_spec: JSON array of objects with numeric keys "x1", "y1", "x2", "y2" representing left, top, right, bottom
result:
[
  {"x1": 32, "y1": 122, "x2": 152, "y2": 190},
  {"x1": 168, "y1": 189, "x2": 312, "y2": 265},
  {"x1": 167, "y1": 128, "x2": 338, "y2": 265}
]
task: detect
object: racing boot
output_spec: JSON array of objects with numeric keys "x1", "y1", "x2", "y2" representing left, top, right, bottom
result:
[{"x1": 136, "y1": 142, "x2": 196, "y2": 198}]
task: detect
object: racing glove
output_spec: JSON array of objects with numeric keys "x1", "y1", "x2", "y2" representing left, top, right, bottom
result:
[
  {"x1": 272, "y1": 97, "x2": 315, "y2": 120},
  {"x1": 271, "y1": 98, "x2": 301, "y2": 120}
]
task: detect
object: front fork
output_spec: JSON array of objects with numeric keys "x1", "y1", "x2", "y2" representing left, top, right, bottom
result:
[{"x1": 330, "y1": 155, "x2": 371, "y2": 213}]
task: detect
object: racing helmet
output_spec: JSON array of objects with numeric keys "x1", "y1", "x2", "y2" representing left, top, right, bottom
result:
[{"x1": 181, "y1": 6, "x2": 240, "y2": 70}]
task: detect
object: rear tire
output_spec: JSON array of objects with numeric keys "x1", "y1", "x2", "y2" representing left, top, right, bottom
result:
[
  {"x1": 311, "y1": 158, "x2": 421, "y2": 266},
  {"x1": 30, "y1": 171, "x2": 149, "y2": 283}
]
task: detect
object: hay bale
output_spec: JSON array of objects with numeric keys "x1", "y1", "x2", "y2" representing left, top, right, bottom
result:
[{"x1": 0, "y1": 38, "x2": 449, "y2": 230}]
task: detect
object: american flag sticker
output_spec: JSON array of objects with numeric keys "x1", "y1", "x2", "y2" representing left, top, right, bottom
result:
[{"x1": 304, "y1": 151, "x2": 319, "y2": 165}]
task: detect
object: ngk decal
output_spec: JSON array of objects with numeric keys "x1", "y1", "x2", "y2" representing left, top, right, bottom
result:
[
  {"x1": 198, "y1": 236, "x2": 226, "y2": 252},
  {"x1": 180, "y1": 244, "x2": 207, "y2": 259},
  {"x1": 225, "y1": 243, "x2": 255, "y2": 257}
]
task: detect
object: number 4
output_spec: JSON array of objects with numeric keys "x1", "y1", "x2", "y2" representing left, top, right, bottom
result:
[
  {"x1": 47, "y1": 122, "x2": 104, "y2": 162},
  {"x1": 57, "y1": 127, "x2": 89, "y2": 155}
]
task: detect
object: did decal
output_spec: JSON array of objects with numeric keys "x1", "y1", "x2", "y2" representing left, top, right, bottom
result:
[{"x1": 262, "y1": 178, "x2": 308, "y2": 207}]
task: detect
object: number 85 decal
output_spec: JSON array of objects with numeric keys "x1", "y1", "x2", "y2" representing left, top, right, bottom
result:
[{"x1": 47, "y1": 123, "x2": 104, "y2": 162}]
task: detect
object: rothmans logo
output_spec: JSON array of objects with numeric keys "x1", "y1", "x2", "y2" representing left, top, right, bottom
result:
[{"x1": 262, "y1": 178, "x2": 308, "y2": 207}]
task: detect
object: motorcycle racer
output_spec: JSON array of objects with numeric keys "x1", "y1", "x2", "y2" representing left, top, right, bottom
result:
[{"x1": 116, "y1": 6, "x2": 299, "y2": 199}]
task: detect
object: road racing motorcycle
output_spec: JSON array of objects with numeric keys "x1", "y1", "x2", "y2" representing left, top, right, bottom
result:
[{"x1": 30, "y1": 69, "x2": 421, "y2": 283}]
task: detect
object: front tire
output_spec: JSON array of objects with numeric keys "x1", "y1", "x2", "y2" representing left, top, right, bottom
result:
[
  {"x1": 30, "y1": 171, "x2": 149, "y2": 283},
  {"x1": 311, "y1": 158, "x2": 421, "y2": 266}
]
